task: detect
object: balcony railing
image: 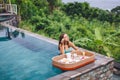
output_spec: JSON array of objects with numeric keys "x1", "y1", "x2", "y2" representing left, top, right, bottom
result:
[{"x1": 0, "y1": 4, "x2": 17, "y2": 14}]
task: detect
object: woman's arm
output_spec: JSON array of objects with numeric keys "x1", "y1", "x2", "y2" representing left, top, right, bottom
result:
[{"x1": 69, "y1": 41, "x2": 79, "y2": 53}]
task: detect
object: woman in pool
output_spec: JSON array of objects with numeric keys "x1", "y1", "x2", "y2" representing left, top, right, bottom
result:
[{"x1": 58, "y1": 33, "x2": 79, "y2": 55}]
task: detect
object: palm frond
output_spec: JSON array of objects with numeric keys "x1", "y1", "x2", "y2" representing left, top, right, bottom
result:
[
  {"x1": 95, "y1": 27, "x2": 102, "y2": 40},
  {"x1": 103, "y1": 46, "x2": 112, "y2": 57}
]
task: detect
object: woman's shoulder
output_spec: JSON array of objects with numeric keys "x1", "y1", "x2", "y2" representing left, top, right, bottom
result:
[
  {"x1": 68, "y1": 41, "x2": 74, "y2": 45},
  {"x1": 69, "y1": 41, "x2": 73, "y2": 43}
]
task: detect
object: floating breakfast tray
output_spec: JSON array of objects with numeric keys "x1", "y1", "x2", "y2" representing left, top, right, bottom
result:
[{"x1": 52, "y1": 51, "x2": 95, "y2": 70}]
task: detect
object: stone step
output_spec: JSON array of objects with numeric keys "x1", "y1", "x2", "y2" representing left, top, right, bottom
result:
[{"x1": 114, "y1": 62, "x2": 120, "y2": 70}]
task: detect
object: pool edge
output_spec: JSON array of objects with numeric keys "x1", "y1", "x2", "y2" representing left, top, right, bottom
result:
[{"x1": 0, "y1": 23, "x2": 58, "y2": 45}]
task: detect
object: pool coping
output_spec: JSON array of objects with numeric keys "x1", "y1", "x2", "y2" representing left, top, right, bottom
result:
[
  {"x1": 0, "y1": 23, "x2": 58, "y2": 45},
  {"x1": 0, "y1": 23, "x2": 114, "y2": 80}
]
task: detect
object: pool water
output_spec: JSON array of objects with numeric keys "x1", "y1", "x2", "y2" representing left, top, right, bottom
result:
[
  {"x1": 113, "y1": 74, "x2": 120, "y2": 80},
  {"x1": 0, "y1": 26, "x2": 63, "y2": 80}
]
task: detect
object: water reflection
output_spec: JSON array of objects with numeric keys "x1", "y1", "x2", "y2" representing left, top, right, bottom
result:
[
  {"x1": 0, "y1": 26, "x2": 25, "y2": 41},
  {"x1": 0, "y1": 25, "x2": 4, "y2": 30},
  {"x1": 0, "y1": 37, "x2": 10, "y2": 41},
  {"x1": 6, "y1": 27, "x2": 25, "y2": 39}
]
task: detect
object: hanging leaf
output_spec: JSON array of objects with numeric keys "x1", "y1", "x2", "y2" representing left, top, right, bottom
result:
[
  {"x1": 95, "y1": 27, "x2": 102, "y2": 40},
  {"x1": 103, "y1": 46, "x2": 112, "y2": 57}
]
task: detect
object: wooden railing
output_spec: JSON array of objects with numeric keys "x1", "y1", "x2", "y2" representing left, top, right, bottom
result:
[{"x1": 0, "y1": 4, "x2": 17, "y2": 14}]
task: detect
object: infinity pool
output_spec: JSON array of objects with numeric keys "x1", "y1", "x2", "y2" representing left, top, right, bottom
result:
[
  {"x1": 1, "y1": 25, "x2": 120, "y2": 80},
  {"x1": 0, "y1": 25, "x2": 63, "y2": 80}
]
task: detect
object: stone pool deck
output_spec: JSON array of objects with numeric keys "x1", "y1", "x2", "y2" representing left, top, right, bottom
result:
[{"x1": 0, "y1": 23, "x2": 114, "y2": 80}]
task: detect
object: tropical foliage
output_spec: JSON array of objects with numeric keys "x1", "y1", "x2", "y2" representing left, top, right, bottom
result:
[
  {"x1": 62, "y1": 2, "x2": 120, "y2": 23},
  {"x1": 1, "y1": 0, "x2": 120, "y2": 62}
]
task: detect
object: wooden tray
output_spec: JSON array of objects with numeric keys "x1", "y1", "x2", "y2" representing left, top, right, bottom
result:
[{"x1": 52, "y1": 51, "x2": 95, "y2": 70}]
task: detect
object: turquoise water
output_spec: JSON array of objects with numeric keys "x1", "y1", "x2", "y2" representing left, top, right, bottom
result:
[
  {"x1": 0, "y1": 26, "x2": 63, "y2": 80},
  {"x1": 113, "y1": 74, "x2": 120, "y2": 80}
]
